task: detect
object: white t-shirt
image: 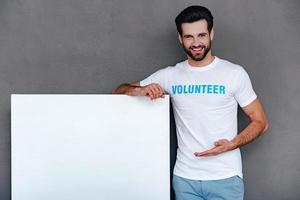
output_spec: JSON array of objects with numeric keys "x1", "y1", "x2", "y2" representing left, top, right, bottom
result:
[{"x1": 140, "y1": 56, "x2": 257, "y2": 180}]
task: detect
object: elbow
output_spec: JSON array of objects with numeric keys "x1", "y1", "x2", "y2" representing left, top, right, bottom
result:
[
  {"x1": 261, "y1": 120, "x2": 269, "y2": 134},
  {"x1": 112, "y1": 86, "x2": 120, "y2": 94},
  {"x1": 253, "y1": 119, "x2": 269, "y2": 135},
  {"x1": 112, "y1": 89, "x2": 118, "y2": 94},
  {"x1": 112, "y1": 83, "x2": 128, "y2": 94},
  {"x1": 263, "y1": 121, "x2": 269, "y2": 133},
  {"x1": 112, "y1": 88, "x2": 118, "y2": 94}
]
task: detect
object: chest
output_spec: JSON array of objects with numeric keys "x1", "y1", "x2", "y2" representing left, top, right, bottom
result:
[{"x1": 165, "y1": 73, "x2": 236, "y2": 110}]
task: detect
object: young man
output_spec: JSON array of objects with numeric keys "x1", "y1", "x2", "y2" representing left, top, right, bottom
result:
[{"x1": 113, "y1": 5, "x2": 268, "y2": 200}]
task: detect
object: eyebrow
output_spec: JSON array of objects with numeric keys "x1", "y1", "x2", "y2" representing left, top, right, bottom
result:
[{"x1": 183, "y1": 33, "x2": 207, "y2": 37}]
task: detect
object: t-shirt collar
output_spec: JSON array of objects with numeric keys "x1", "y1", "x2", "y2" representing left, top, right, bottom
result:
[{"x1": 184, "y1": 56, "x2": 219, "y2": 72}]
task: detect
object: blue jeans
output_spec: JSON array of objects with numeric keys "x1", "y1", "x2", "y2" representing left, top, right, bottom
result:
[{"x1": 172, "y1": 175, "x2": 244, "y2": 200}]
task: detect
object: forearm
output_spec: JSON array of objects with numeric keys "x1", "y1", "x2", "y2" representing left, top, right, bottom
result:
[
  {"x1": 230, "y1": 120, "x2": 268, "y2": 149},
  {"x1": 113, "y1": 83, "x2": 141, "y2": 96},
  {"x1": 194, "y1": 99, "x2": 269, "y2": 157}
]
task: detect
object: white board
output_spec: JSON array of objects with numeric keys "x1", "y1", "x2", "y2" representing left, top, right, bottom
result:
[{"x1": 11, "y1": 94, "x2": 170, "y2": 200}]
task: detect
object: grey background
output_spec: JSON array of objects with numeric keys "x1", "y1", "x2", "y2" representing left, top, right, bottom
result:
[{"x1": 0, "y1": 0, "x2": 299, "y2": 199}]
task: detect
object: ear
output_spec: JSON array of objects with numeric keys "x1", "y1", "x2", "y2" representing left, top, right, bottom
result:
[
  {"x1": 210, "y1": 28, "x2": 214, "y2": 41},
  {"x1": 178, "y1": 33, "x2": 183, "y2": 44}
]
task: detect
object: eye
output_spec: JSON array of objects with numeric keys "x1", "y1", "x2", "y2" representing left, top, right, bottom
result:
[
  {"x1": 184, "y1": 35, "x2": 193, "y2": 39},
  {"x1": 198, "y1": 33, "x2": 207, "y2": 37}
]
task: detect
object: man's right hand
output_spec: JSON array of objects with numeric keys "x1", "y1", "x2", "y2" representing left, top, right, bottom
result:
[
  {"x1": 113, "y1": 82, "x2": 164, "y2": 100},
  {"x1": 138, "y1": 83, "x2": 164, "y2": 100}
]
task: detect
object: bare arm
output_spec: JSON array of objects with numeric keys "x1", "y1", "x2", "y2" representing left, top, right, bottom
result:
[
  {"x1": 112, "y1": 82, "x2": 141, "y2": 95},
  {"x1": 113, "y1": 82, "x2": 165, "y2": 100},
  {"x1": 195, "y1": 98, "x2": 269, "y2": 157},
  {"x1": 230, "y1": 98, "x2": 269, "y2": 148}
]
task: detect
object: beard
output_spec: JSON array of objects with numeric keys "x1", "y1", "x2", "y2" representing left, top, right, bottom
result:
[{"x1": 182, "y1": 40, "x2": 212, "y2": 62}]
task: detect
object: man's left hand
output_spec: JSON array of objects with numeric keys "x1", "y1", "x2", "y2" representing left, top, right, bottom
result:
[{"x1": 194, "y1": 139, "x2": 236, "y2": 157}]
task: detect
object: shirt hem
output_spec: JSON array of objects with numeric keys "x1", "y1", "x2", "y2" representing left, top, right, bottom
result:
[
  {"x1": 173, "y1": 171, "x2": 243, "y2": 180},
  {"x1": 239, "y1": 95, "x2": 257, "y2": 107}
]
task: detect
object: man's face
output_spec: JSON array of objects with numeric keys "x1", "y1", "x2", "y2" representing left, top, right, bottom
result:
[{"x1": 178, "y1": 19, "x2": 214, "y2": 62}]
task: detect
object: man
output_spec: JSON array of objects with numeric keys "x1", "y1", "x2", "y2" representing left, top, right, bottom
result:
[{"x1": 113, "y1": 5, "x2": 268, "y2": 200}]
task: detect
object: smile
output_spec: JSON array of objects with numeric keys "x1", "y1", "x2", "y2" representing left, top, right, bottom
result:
[{"x1": 191, "y1": 46, "x2": 204, "y2": 53}]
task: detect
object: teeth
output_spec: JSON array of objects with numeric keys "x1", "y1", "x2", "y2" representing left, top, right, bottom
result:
[{"x1": 192, "y1": 47, "x2": 203, "y2": 51}]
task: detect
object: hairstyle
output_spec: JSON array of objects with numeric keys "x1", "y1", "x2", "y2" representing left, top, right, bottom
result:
[{"x1": 175, "y1": 5, "x2": 214, "y2": 36}]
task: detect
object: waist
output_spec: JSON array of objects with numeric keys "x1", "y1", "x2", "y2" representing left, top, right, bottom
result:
[{"x1": 173, "y1": 147, "x2": 243, "y2": 180}]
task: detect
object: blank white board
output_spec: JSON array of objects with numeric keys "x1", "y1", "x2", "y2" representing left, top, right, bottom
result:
[{"x1": 11, "y1": 94, "x2": 170, "y2": 200}]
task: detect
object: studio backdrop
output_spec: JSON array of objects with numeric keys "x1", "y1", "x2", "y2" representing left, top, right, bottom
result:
[{"x1": 0, "y1": 0, "x2": 299, "y2": 199}]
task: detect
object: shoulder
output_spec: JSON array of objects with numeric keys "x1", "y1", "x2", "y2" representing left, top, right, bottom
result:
[
  {"x1": 217, "y1": 57, "x2": 244, "y2": 71},
  {"x1": 216, "y1": 57, "x2": 249, "y2": 76}
]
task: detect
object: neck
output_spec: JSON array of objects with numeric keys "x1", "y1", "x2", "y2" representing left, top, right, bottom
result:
[{"x1": 188, "y1": 51, "x2": 215, "y2": 67}]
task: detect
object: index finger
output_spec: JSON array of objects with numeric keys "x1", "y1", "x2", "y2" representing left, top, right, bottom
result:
[
  {"x1": 154, "y1": 83, "x2": 164, "y2": 98},
  {"x1": 194, "y1": 147, "x2": 220, "y2": 157}
]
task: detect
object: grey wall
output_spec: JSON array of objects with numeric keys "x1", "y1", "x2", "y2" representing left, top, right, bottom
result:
[{"x1": 1, "y1": 0, "x2": 299, "y2": 199}]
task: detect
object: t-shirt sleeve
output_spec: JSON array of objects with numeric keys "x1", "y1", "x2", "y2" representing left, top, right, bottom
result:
[
  {"x1": 234, "y1": 67, "x2": 257, "y2": 107},
  {"x1": 139, "y1": 68, "x2": 168, "y2": 90}
]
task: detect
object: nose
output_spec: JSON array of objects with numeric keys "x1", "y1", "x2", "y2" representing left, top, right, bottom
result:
[{"x1": 192, "y1": 37, "x2": 202, "y2": 47}]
